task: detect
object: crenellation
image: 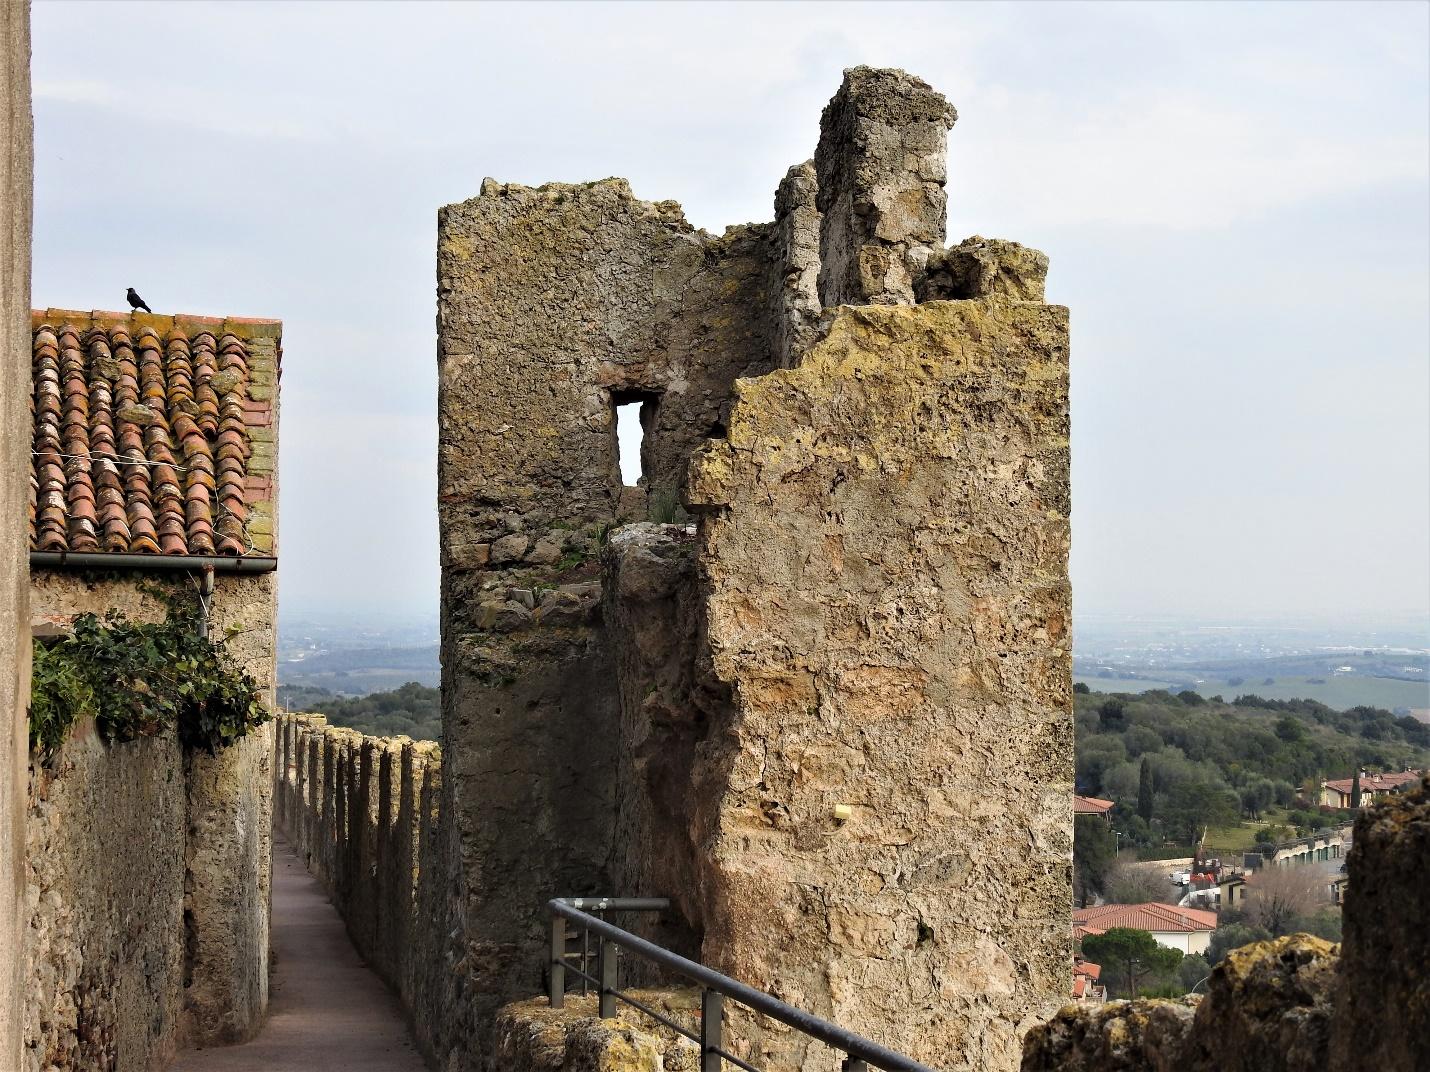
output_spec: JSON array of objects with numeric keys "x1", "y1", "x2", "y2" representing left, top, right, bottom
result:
[
  {"x1": 815, "y1": 66, "x2": 957, "y2": 307},
  {"x1": 769, "y1": 160, "x2": 823, "y2": 368}
]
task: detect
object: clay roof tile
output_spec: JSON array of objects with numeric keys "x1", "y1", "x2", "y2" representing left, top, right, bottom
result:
[{"x1": 28, "y1": 315, "x2": 279, "y2": 558}]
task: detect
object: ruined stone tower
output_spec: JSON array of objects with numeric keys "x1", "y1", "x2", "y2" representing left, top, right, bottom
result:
[{"x1": 436, "y1": 67, "x2": 1072, "y2": 1070}]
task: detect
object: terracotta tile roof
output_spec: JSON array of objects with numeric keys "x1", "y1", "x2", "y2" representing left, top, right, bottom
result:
[
  {"x1": 1073, "y1": 958, "x2": 1101, "y2": 981},
  {"x1": 29, "y1": 311, "x2": 280, "y2": 557},
  {"x1": 1322, "y1": 771, "x2": 1422, "y2": 795},
  {"x1": 1073, "y1": 902, "x2": 1218, "y2": 934},
  {"x1": 1074, "y1": 794, "x2": 1115, "y2": 815}
]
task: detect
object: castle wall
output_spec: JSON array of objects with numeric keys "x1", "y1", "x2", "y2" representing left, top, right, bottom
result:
[
  {"x1": 0, "y1": 5, "x2": 32, "y2": 1067},
  {"x1": 435, "y1": 176, "x2": 786, "y2": 1055},
  {"x1": 24, "y1": 728, "x2": 185, "y2": 1072},
  {"x1": 683, "y1": 297, "x2": 1072, "y2": 1071},
  {"x1": 26, "y1": 571, "x2": 277, "y2": 1054},
  {"x1": 1332, "y1": 776, "x2": 1430, "y2": 1069},
  {"x1": 815, "y1": 68, "x2": 955, "y2": 307}
]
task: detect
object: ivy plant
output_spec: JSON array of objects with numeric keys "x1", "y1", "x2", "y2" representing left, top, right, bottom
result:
[{"x1": 29, "y1": 603, "x2": 270, "y2": 761}]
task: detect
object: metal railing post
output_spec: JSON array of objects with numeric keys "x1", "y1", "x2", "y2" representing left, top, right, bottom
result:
[
  {"x1": 581, "y1": 923, "x2": 591, "y2": 996},
  {"x1": 843, "y1": 1059, "x2": 870, "y2": 1072},
  {"x1": 549, "y1": 914, "x2": 565, "y2": 1007},
  {"x1": 701, "y1": 987, "x2": 723, "y2": 1072},
  {"x1": 598, "y1": 934, "x2": 618, "y2": 1018}
]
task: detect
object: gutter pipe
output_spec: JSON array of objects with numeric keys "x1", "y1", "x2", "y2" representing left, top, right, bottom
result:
[{"x1": 29, "y1": 551, "x2": 277, "y2": 574}]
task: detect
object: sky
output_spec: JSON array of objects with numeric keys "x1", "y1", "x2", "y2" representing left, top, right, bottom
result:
[{"x1": 28, "y1": 0, "x2": 1430, "y2": 627}]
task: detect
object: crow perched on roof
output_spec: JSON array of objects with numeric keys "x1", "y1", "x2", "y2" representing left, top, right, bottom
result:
[{"x1": 126, "y1": 287, "x2": 152, "y2": 314}]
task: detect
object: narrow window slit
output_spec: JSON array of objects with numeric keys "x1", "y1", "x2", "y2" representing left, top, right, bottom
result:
[{"x1": 612, "y1": 390, "x2": 658, "y2": 488}]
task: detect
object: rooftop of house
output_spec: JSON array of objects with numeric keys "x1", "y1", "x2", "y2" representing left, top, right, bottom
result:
[
  {"x1": 1073, "y1": 957, "x2": 1101, "y2": 981},
  {"x1": 1073, "y1": 902, "x2": 1219, "y2": 934},
  {"x1": 28, "y1": 310, "x2": 280, "y2": 558},
  {"x1": 1322, "y1": 770, "x2": 1422, "y2": 795},
  {"x1": 1073, "y1": 794, "x2": 1114, "y2": 815}
]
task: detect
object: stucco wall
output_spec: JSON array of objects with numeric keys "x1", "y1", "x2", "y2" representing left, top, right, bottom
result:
[
  {"x1": 0, "y1": 5, "x2": 32, "y2": 1068},
  {"x1": 27, "y1": 571, "x2": 277, "y2": 1054}
]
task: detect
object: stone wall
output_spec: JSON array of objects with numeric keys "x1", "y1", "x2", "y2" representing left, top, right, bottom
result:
[
  {"x1": 24, "y1": 727, "x2": 186, "y2": 1072},
  {"x1": 0, "y1": 4, "x2": 32, "y2": 1068},
  {"x1": 434, "y1": 64, "x2": 1071, "y2": 1071},
  {"x1": 272, "y1": 713, "x2": 448, "y2": 1064},
  {"x1": 26, "y1": 571, "x2": 278, "y2": 1056},
  {"x1": 682, "y1": 296, "x2": 1070, "y2": 1071},
  {"x1": 435, "y1": 172, "x2": 796, "y2": 1056},
  {"x1": 1332, "y1": 776, "x2": 1429, "y2": 1070}
]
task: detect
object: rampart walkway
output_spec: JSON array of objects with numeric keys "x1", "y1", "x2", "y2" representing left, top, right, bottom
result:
[{"x1": 172, "y1": 831, "x2": 427, "y2": 1072}]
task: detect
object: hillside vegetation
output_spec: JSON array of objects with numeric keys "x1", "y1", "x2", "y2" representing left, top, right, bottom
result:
[
  {"x1": 279, "y1": 681, "x2": 440, "y2": 741},
  {"x1": 1076, "y1": 686, "x2": 1428, "y2": 848}
]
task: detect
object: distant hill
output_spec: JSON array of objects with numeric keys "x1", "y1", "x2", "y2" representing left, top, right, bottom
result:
[
  {"x1": 1075, "y1": 650, "x2": 1429, "y2": 716},
  {"x1": 1075, "y1": 686, "x2": 1428, "y2": 850}
]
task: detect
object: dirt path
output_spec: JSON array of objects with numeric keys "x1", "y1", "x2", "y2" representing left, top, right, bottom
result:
[{"x1": 172, "y1": 831, "x2": 428, "y2": 1072}]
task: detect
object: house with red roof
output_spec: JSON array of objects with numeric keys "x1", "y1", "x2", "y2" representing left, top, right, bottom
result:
[
  {"x1": 25, "y1": 309, "x2": 282, "y2": 1053},
  {"x1": 1074, "y1": 902, "x2": 1219, "y2": 956},
  {"x1": 1073, "y1": 794, "x2": 1115, "y2": 821},
  {"x1": 1318, "y1": 770, "x2": 1422, "y2": 809},
  {"x1": 1072, "y1": 956, "x2": 1106, "y2": 1004}
]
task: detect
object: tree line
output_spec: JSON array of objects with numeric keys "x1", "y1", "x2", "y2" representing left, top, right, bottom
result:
[
  {"x1": 1073, "y1": 685, "x2": 1427, "y2": 902},
  {"x1": 277, "y1": 681, "x2": 441, "y2": 741}
]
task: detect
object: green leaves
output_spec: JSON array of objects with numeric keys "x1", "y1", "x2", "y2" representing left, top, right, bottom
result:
[
  {"x1": 28, "y1": 605, "x2": 270, "y2": 760},
  {"x1": 1081, "y1": 927, "x2": 1184, "y2": 998}
]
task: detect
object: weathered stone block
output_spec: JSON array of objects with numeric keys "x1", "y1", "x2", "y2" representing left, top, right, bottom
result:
[
  {"x1": 490, "y1": 532, "x2": 530, "y2": 564},
  {"x1": 1333, "y1": 776, "x2": 1430, "y2": 1070},
  {"x1": 918, "y1": 235, "x2": 1050, "y2": 302},
  {"x1": 816, "y1": 66, "x2": 956, "y2": 306}
]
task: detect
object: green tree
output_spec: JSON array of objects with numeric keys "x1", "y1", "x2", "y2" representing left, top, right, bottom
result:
[
  {"x1": 1137, "y1": 757, "x2": 1155, "y2": 822},
  {"x1": 1350, "y1": 768, "x2": 1361, "y2": 810},
  {"x1": 1274, "y1": 716, "x2": 1307, "y2": 743},
  {"x1": 1162, "y1": 779, "x2": 1239, "y2": 845},
  {"x1": 1239, "y1": 778, "x2": 1274, "y2": 820},
  {"x1": 1177, "y1": 953, "x2": 1211, "y2": 993},
  {"x1": 1081, "y1": 928, "x2": 1183, "y2": 998},
  {"x1": 1073, "y1": 814, "x2": 1117, "y2": 906},
  {"x1": 1098, "y1": 698, "x2": 1128, "y2": 731}
]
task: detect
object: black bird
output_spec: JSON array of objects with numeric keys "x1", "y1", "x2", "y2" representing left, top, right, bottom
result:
[{"x1": 126, "y1": 287, "x2": 151, "y2": 314}]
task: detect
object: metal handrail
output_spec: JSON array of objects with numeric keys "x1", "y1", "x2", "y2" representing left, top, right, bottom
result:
[{"x1": 548, "y1": 897, "x2": 936, "y2": 1072}]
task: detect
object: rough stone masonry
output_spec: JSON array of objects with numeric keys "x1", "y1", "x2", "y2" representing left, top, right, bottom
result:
[{"x1": 437, "y1": 67, "x2": 1071, "y2": 1071}]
